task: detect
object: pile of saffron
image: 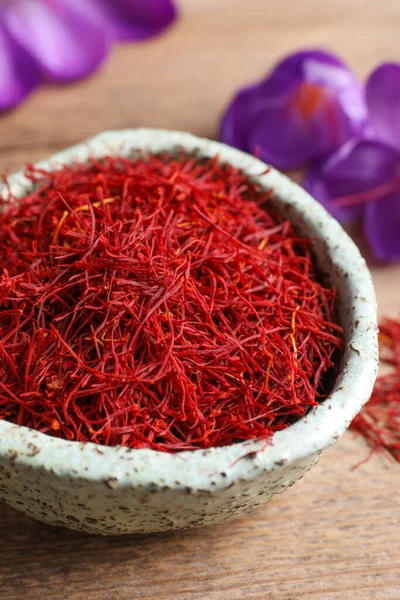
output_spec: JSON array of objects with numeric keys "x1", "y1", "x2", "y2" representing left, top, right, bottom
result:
[
  {"x1": 351, "y1": 319, "x2": 400, "y2": 462},
  {"x1": 0, "y1": 153, "x2": 342, "y2": 451}
]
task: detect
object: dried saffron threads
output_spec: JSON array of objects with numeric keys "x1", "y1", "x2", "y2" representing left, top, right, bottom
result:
[
  {"x1": 0, "y1": 153, "x2": 343, "y2": 451},
  {"x1": 351, "y1": 319, "x2": 400, "y2": 462}
]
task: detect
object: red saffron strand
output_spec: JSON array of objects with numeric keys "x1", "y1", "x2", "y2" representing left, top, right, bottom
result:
[
  {"x1": 332, "y1": 176, "x2": 400, "y2": 209},
  {"x1": 0, "y1": 153, "x2": 342, "y2": 451},
  {"x1": 351, "y1": 319, "x2": 400, "y2": 462}
]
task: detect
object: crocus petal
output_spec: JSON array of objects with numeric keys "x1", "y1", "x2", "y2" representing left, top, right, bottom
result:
[
  {"x1": 366, "y1": 63, "x2": 400, "y2": 152},
  {"x1": 365, "y1": 192, "x2": 400, "y2": 261},
  {"x1": 0, "y1": 24, "x2": 40, "y2": 110},
  {"x1": 94, "y1": 0, "x2": 177, "y2": 42},
  {"x1": 303, "y1": 139, "x2": 399, "y2": 222},
  {"x1": 220, "y1": 50, "x2": 367, "y2": 170},
  {"x1": 303, "y1": 159, "x2": 363, "y2": 222},
  {"x1": 220, "y1": 83, "x2": 263, "y2": 152},
  {"x1": 3, "y1": 0, "x2": 110, "y2": 82}
]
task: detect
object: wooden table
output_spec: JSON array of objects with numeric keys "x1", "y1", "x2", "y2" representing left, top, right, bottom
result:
[{"x1": 1, "y1": 1, "x2": 400, "y2": 598}]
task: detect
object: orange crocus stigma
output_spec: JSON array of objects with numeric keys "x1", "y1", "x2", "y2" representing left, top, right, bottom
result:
[{"x1": 292, "y1": 82, "x2": 328, "y2": 119}]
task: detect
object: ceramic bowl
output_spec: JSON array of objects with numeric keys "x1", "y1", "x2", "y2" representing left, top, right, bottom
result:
[{"x1": 0, "y1": 129, "x2": 378, "y2": 535}]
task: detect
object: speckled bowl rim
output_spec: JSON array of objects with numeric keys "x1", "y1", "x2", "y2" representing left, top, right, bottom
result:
[{"x1": 0, "y1": 129, "x2": 378, "y2": 491}]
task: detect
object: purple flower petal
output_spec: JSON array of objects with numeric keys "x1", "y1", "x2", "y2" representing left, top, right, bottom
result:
[
  {"x1": 366, "y1": 63, "x2": 400, "y2": 152},
  {"x1": 220, "y1": 83, "x2": 264, "y2": 153},
  {"x1": 0, "y1": 24, "x2": 40, "y2": 110},
  {"x1": 220, "y1": 49, "x2": 367, "y2": 170},
  {"x1": 365, "y1": 192, "x2": 400, "y2": 261},
  {"x1": 3, "y1": 0, "x2": 110, "y2": 82},
  {"x1": 94, "y1": 0, "x2": 177, "y2": 42},
  {"x1": 303, "y1": 138, "x2": 399, "y2": 222},
  {"x1": 303, "y1": 158, "x2": 363, "y2": 223}
]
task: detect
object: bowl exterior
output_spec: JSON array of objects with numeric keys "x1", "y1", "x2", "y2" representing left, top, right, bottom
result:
[
  {"x1": 0, "y1": 129, "x2": 378, "y2": 535},
  {"x1": 0, "y1": 443, "x2": 320, "y2": 535}
]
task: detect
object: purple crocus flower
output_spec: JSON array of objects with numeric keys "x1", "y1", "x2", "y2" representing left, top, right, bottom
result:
[
  {"x1": 305, "y1": 63, "x2": 400, "y2": 261},
  {"x1": 220, "y1": 50, "x2": 367, "y2": 170},
  {"x1": 0, "y1": 0, "x2": 177, "y2": 110}
]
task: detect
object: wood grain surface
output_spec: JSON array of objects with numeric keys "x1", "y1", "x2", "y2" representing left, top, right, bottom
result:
[{"x1": 1, "y1": 1, "x2": 400, "y2": 598}]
